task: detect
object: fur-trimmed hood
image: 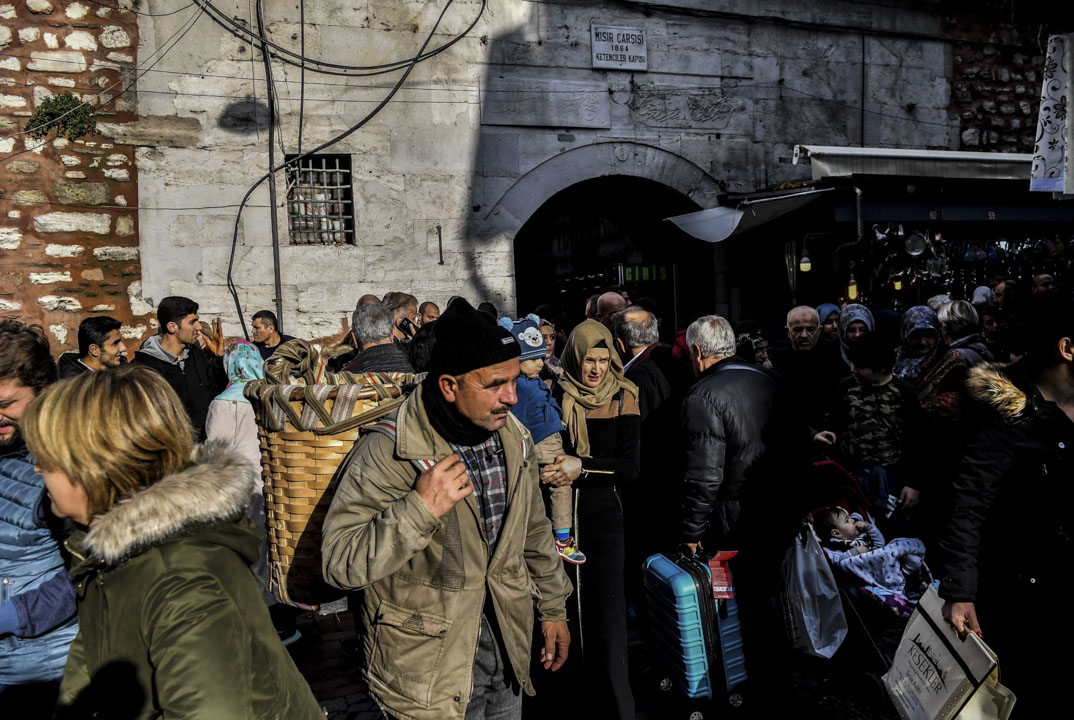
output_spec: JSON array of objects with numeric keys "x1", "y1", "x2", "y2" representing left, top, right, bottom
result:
[
  {"x1": 83, "y1": 442, "x2": 256, "y2": 565},
  {"x1": 966, "y1": 362, "x2": 1028, "y2": 421}
]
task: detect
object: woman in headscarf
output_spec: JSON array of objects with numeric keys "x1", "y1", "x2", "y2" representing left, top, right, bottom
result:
[
  {"x1": 204, "y1": 342, "x2": 299, "y2": 642},
  {"x1": 544, "y1": 319, "x2": 640, "y2": 720},
  {"x1": 816, "y1": 302, "x2": 841, "y2": 343},
  {"x1": 893, "y1": 305, "x2": 942, "y2": 382},
  {"x1": 838, "y1": 303, "x2": 875, "y2": 368}
]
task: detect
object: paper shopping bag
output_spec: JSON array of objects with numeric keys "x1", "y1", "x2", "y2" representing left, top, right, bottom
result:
[{"x1": 883, "y1": 586, "x2": 1015, "y2": 720}]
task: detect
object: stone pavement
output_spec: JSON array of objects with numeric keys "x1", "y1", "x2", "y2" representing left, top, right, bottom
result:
[{"x1": 286, "y1": 610, "x2": 385, "y2": 720}]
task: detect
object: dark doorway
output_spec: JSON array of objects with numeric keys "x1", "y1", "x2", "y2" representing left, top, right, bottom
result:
[{"x1": 513, "y1": 176, "x2": 712, "y2": 338}]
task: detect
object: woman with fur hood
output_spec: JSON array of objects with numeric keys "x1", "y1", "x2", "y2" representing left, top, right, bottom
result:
[
  {"x1": 21, "y1": 366, "x2": 323, "y2": 719},
  {"x1": 938, "y1": 291, "x2": 1074, "y2": 716}
]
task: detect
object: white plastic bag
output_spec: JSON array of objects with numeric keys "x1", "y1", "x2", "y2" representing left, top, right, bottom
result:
[
  {"x1": 782, "y1": 525, "x2": 848, "y2": 658},
  {"x1": 884, "y1": 586, "x2": 1015, "y2": 720}
]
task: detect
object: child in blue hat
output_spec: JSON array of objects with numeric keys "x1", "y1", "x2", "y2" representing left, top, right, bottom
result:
[{"x1": 499, "y1": 314, "x2": 586, "y2": 564}]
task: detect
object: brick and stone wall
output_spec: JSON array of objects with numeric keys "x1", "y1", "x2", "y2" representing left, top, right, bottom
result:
[{"x1": 0, "y1": 1, "x2": 147, "y2": 352}]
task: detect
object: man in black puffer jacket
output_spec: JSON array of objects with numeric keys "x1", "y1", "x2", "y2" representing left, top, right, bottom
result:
[
  {"x1": 938, "y1": 291, "x2": 1074, "y2": 717},
  {"x1": 679, "y1": 314, "x2": 811, "y2": 712}
]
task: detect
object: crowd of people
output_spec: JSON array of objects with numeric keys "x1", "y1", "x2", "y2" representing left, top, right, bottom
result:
[{"x1": 0, "y1": 273, "x2": 1070, "y2": 719}]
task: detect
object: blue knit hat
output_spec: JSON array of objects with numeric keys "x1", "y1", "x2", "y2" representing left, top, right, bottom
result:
[{"x1": 498, "y1": 314, "x2": 546, "y2": 361}]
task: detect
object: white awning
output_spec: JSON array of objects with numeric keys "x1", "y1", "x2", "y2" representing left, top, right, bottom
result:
[
  {"x1": 667, "y1": 188, "x2": 834, "y2": 243},
  {"x1": 793, "y1": 145, "x2": 1032, "y2": 182}
]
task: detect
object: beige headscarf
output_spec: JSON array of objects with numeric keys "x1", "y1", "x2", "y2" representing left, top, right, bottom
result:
[{"x1": 558, "y1": 320, "x2": 639, "y2": 458}]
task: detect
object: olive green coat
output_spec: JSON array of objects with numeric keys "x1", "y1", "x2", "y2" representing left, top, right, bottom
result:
[
  {"x1": 57, "y1": 443, "x2": 323, "y2": 720},
  {"x1": 321, "y1": 385, "x2": 572, "y2": 720}
]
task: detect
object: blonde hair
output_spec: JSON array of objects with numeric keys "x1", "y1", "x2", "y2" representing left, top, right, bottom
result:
[{"x1": 22, "y1": 365, "x2": 195, "y2": 517}]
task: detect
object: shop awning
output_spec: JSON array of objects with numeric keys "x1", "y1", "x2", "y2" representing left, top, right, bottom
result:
[
  {"x1": 793, "y1": 145, "x2": 1032, "y2": 182},
  {"x1": 667, "y1": 187, "x2": 835, "y2": 243}
]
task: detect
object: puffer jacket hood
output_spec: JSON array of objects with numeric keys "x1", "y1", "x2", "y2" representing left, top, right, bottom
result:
[
  {"x1": 965, "y1": 362, "x2": 1028, "y2": 421},
  {"x1": 83, "y1": 441, "x2": 256, "y2": 566},
  {"x1": 59, "y1": 442, "x2": 322, "y2": 720}
]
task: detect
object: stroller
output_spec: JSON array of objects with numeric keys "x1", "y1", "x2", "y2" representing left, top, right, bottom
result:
[{"x1": 795, "y1": 460, "x2": 933, "y2": 669}]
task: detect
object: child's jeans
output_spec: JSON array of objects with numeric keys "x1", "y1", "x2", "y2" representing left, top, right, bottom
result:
[{"x1": 534, "y1": 434, "x2": 573, "y2": 532}]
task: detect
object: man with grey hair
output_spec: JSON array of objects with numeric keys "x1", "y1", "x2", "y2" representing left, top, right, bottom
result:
[
  {"x1": 342, "y1": 303, "x2": 414, "y2": 374},
  {"x1": 613, "y1": 307, "x2": 688, "y2": 593},
  {"x1": 680, "y1": 314, "x2": 808, "y2": 711}
]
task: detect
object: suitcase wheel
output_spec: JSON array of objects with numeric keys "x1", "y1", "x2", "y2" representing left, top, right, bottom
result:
[
  {"x1": 659, "y1": 677, "x2": 673, "y2": 692},
  {"x1": 688, "y1": 712, "x2": 704, "y2": 720}
]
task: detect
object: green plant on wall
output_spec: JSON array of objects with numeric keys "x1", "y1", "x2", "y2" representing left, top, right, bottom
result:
[{"x1": 25, "y1": 92, "x2": 97, "y2": 142}]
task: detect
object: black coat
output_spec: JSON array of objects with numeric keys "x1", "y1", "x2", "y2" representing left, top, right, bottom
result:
[
  {"x1": 938, "y1": 362, "x2": 1074, "y2": 604},
  {"x1": 132, "y1": 343, "x2": 225, "y2": 439},
  {"x1": 56, "y1": 352, "x2": 88, "y2": 379},
  {"x1": 680, "y1": 358, "x2": 809, "y2": 547}
]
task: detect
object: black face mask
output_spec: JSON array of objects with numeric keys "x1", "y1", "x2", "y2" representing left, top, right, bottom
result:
[{"x1": 421, "y1": 377, "x2": 495, "y2": 447}]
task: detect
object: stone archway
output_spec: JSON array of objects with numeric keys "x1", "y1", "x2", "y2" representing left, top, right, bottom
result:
[{"x1": 478, "y1": 141, "x2": 722, "y2": 240}]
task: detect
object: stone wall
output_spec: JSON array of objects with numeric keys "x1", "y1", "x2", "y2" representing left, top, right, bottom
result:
[
  {"x1": 130, "y1": 0, "x2": 964, "y2": 343},
  {"x1": 944, "y1": 13, "x2": 1048, "y2": 153},
  {"x1": 0, "y1": 1, "x2": 146, "y2": 352}
]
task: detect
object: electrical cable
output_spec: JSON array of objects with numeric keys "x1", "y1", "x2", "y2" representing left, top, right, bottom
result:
[
  {"x1": 191, "y1": 0, "x2": 486, "y2": 77},
  {"x1": 224, "y1": 0, "x2": 470, "y2": 338},
  {"x1": 297, "y1": 0, "x2": 305, "y2": 153},
  {"x1": 0, "y1": 5, "x2": 204, "y2": 154},
  {"x1": 255, "y1": 0, "x2": 284, "y2": 334},
  {"x1": 80, "y1": 0, "x2": 197, "y2": 17}
]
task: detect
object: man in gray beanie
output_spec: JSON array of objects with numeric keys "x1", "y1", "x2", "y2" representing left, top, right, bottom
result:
[{"x1": 321, "y1": 299, "x2": 572, "y2": 720}]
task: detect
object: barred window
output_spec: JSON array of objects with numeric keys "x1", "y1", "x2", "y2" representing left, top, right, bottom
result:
[{"x1": 285, "y1": 154, "x2": 355, "y2": 245}]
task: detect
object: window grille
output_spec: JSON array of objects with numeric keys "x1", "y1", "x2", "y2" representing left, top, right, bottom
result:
[{"x1": 285, "y1": 154, "x2": 355, "y2": 245}]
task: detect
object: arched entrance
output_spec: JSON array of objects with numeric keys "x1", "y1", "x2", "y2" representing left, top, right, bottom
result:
[{"x1": 513, "y1": 176, "x2": 713, "y2": 337}]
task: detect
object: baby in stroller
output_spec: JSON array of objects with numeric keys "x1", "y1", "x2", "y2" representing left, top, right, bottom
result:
[{"x1": 814, "y1": 506, "x2": 931, "y2": 617}]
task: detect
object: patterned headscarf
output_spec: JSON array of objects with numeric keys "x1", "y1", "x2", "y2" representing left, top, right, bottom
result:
[
  {"x1": 558, "y1": 320, "x2": 638, "y2": 458},
  {"x1": 838, "y1": 304, "x2": 875, "y2": 366},
  {"x1": 215, "y1": 341, "x2": 264, "y2": 403},
  {"x1": 893, "y1": 306, "x2": 941, "y2": 382}
]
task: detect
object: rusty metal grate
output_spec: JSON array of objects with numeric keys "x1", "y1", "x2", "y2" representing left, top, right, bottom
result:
[{"x1": 285, "y1": 154, "x2": 355, "y2": 245}]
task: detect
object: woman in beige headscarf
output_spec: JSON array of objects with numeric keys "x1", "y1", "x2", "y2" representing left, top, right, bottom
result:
[{"x1": 540, "y1": 319, "x2": 640, "y2": 719}]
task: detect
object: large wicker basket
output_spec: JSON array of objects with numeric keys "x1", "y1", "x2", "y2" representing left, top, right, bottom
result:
[{"x1": 245, "y1": 340, "x2": 413, "y2": 607}]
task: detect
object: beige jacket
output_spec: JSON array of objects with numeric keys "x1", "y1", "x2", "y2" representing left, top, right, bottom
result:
[{"x1": 321, "y1": 385, "x2": 572, "y2": 720}]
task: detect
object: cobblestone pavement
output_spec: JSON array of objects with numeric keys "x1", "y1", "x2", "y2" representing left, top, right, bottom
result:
[{"x1": 289, "y1": 610, "x2": 901, "y2": 720}]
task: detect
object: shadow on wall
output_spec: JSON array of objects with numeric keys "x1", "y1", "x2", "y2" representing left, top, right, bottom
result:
[{"x1": 218, "y1": 97, "x2": 273, "y2": 134}]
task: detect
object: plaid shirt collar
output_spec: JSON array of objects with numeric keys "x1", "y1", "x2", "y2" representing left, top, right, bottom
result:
[{"x1": 450, "y1": 434, "x2": 508, "y2": 554}]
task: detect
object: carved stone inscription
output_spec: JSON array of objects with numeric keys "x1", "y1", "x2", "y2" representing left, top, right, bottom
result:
[
  {"x1": 633, "y1": 84, "x2": 739, "y2": 129},
  {"x1": 483, "y1": 79, "x2": 611, "y2": 129}
]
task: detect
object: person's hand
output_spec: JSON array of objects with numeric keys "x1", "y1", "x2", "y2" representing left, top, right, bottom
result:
[
  {"x1": 208, "y1": 317, "x2": 225, "y2": 356},
  {"x1": 414, "y1": 454, "x2": 472, "y2": 518},
  {"x1": 813, "y1": 431, "x2": 837, "y2": 446},
  {"x1": 898, "y1": 486, "x2": 920, "y2": 509},
  {"x1": 854, "y1": 519, "x2": 869, "y2": 532},
  {"x1": 540, "y1": 455, "x2": 581, "y2": 487},
  {"x1": 853, "y1": 545, "x2": 871, "y2": 555},
  {"x1": 539, "y1": 620, "x2": 570, "y2": 671},
  {"x1": 684, "y1": 542, "x2": 699, "y2": 554},
  {"x1": 943, "y1": 600, "x2": 983, "y2": 638}
]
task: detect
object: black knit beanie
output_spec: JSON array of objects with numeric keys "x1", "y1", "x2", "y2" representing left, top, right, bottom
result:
[{"x1": 427, "y1": 298, "x2": 520, "y2": 378}]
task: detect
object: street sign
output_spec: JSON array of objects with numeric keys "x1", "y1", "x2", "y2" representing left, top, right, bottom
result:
[{"x1": 591, "y1": 25, "x2": 648, "y2": 71}]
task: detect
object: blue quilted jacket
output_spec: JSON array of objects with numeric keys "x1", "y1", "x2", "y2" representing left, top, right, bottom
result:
[{"x1": 0, "y1": 441, "x2": 78, "y2": 686}]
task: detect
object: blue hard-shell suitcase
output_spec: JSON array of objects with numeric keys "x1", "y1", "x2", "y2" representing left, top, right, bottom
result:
[{"x1": 643, "y1": 552, "x2": 748, "y2": 704}]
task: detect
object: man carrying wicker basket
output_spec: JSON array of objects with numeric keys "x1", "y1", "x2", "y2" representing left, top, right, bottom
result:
[{"x1": 321, "y1": 299, "x2": 573, "y2": 720}]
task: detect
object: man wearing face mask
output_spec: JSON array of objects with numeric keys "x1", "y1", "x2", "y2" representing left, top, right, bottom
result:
[
  {"x1": 321, "y1": 299, "x2": 571, "y2": 720},
  {"x1": 0, "y1": 319, "x2": 78, "y2": 714}
]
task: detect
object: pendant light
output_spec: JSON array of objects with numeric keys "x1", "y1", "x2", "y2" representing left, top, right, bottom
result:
[{"x1": 847, "y1": 262, "x2": 859, "y2": 301}]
